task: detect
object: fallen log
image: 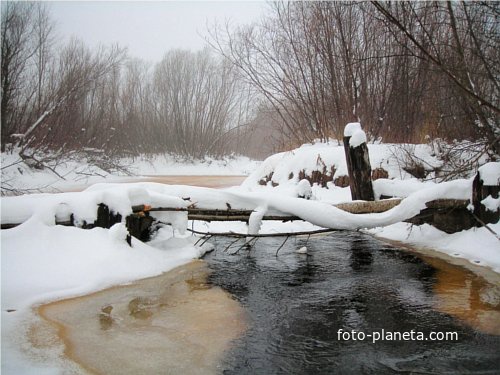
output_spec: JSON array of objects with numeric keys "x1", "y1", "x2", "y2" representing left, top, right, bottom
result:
[
  {"x1": 406, "y1": 199, "x2": 472, "y2": 234},
  {"x1": 146, "y1": 199, "x2": 403, "y2": 222},
  {"x1": 2, "y1": 198, "x2": 471, "y2": 229}
]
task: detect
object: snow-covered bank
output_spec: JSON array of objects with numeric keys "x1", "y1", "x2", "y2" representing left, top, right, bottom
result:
[
  {"x1": 1, "y1": 150, "x2": 260, "y2": 194},
  {"x1": 1, "y1": 217, "x2": 213, "y2": 374},
  {"x1": 1, "y1": 140, "x2": 499, "y2": 373},
  {"x1": 368, "y1": 222, "x2": 500, "y2": 272},
  {"x1": 3, "y1": 173, "x2": 497, "y2": 273},
  {"x1": 236, "y1": 140, "x2": 499, "y2": 272}
]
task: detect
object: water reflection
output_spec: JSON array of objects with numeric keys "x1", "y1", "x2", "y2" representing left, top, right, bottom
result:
[
  {"x1": 349, "y1": 238, "x2": 373, "y2": 272},
  {"x1": 421, "y1": 255, "x2": 500, "y2": 335},
  {"x1": 206, "y1": 232, "x2": 500, "y2": 374}
]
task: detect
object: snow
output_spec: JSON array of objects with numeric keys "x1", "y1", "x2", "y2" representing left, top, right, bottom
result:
[
  {"x1": 479, "y1": 162, "x2": 500, "y2": 185},
  {"x1": 368, "y1": 222, "x2": 500, "y2": 272},
  {"x1": 296, "y1": 246, "x2": 308, "y2": 254},
  {"x1": 1, "y1": 141, "x2": 499, "y2": 374},
  {"x1": 1, "y1": 149, "x2": 259, "y2": 194},
  {"x1": 349, "y1": 129, "x2": 367, "y2": 148},
  {"x1": 2, "y1": 220, "x2": 209, "y2": 311},
  {"x1": 260, "y1": 179, "x2": 471, "y2": 230},
  {"x1": 2, "y1": 178, "x2": 473, "y2": 233},
  {"x1": 1, "y1": 216, "x2": 213, "y2": 374},
  {"x1": 1, "y1": 185, "x2": 189, "y2": 228},
  {"x1": 481, "y1": 195, "x2": 500, "y2": 212},
  {"x1": 373, "y1": 178, "x2": 436, "y2": 199},
  {"x1": 242, "y1": 141, "x2": 443, "y2": 190},
  {"x1": 296, "y1": 179, "x2": 312, "y2": 199},
  {"x1": 248, "y1": 205, "x2": 267, "y2": 235},
  {"x1": 344, "y1": 122, "x2": 362, "y2": 137}
]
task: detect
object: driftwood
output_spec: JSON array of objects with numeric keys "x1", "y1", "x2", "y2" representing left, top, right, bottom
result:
[
  {"x1": 1, "y1": 200, "x2": 406, "y2": 237},
  {"x1": 0, "y1": 196, "x2": 486, "y2": 241},
  {"x1": 140, "y1": 199, "x2": 404, "y2": 223}
]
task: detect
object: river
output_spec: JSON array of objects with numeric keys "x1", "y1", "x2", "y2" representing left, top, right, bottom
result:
[
  {"x1": 34, "y1": 176, "x2": 500, "y2": 374},
  {"x1": 206, "y1": 232, "x2": 500, "y2": 374}
]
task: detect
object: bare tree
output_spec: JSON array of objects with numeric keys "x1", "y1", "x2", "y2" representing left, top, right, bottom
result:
[
  {"x1": 150, "y1": 49, "x2": 251, "y2": 158},
  {"x1": 1, "y1": 2, "x2": 36, "y2": 149},
  {"x1": 17, "y1": 38, "x2": 127, "y2": 168},
  {"x1": 208, "y1": 0, "x2": 498, "y2": 159},
  {"x1": 372, "y1": 1, "x2": 499, "y2": 155}
]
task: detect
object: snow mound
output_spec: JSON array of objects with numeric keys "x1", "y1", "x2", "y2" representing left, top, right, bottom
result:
[
  {"x1": 242, "y1": 141, "x2": 443, "y2": 195},
  {"x1": 369, "y1": 222, "x2": 500, "y2": 273}
]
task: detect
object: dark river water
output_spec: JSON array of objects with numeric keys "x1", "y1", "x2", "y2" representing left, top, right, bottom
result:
[{"x1": 204, "y1": 231, "x2": 500, "y2": 374}]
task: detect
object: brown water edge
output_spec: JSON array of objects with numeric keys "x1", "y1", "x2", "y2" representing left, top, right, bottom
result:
[
  {"x1": 63, "y1": 175, "x2": 247, "y2": 192},
  {"x1": 35, "y1": 260, "x2": 247, "y2": 375},
  {"x1": 379, "y1": 237, "x2": 500, "y2": 335},
  {"x1": 132, "y1": 175, "x2": 247, "y2": 188}
]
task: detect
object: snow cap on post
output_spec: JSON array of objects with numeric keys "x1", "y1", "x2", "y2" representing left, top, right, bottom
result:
[
  {"x1": 344, "y1": 122, "x2": 367, "y2": 148},
  {"x1": 344, "y1": 122, "x2": 362, "y2": 137},
  {"x1": 349, "y1": 129, "x2": 367, "y2": 148},
  {"x1": 478, "y1": 162, "x2": 500, "y2": 186}
]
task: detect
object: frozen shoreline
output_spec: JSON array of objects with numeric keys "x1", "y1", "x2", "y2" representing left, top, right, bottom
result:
[
  {"x1": 2, "y1": 218, "x2": 499, "y2": 374},
  {"x1": 18, "y1": 232, "x2": 500, "y2": 375},
  {"x1": 2, "y1": 142, "x2": 499, "y2": 373}
]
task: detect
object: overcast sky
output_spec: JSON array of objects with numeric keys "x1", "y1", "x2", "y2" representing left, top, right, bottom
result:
[{"x1": 49, "y1": 1, "x2": 266, "y2": 62}]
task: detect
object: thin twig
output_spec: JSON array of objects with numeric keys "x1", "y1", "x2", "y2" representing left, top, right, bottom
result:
[
  {"x1": 187, "y1": 228, "x2": 337, "y2": 238},
  {"x1": 200, "y1": 235, "x2": 214, "y2": 247},
  {"x1": 275, "y1": 236, "x2": 290, "y2": 257},
  {"x1": 223, "y1": 237, "x2": 242, "y2": 253},
  {"x1": 471, "y1": 213, "x2": 500, "y2": 241},
  {"x1": 231, "y1": 237, "x2": 258, "y2": 255}
]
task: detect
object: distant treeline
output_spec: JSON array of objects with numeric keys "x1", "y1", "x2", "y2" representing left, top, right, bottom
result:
[
  {"x1": 1, "y1": 2, "x2": 498, "y2": 161},
  {"x1": 1, "y1": 2, "x2": 253, "y2": 159}
]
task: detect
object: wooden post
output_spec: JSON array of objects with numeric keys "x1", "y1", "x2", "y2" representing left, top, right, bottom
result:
[
  {"x1": 472, "y1": 162, "x2": 500, "y2": 225},
  {"x1": 125, "y1": 212, "x2": 154, "y2": 242},
  {"x1": 343, "y1": 123, "x2": 375, "y2": 201},
  {"x1": 94, "y1": 203, "x2": 122, "y2": 228}
]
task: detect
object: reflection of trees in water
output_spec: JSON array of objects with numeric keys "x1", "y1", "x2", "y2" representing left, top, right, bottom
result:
[{"x1": 349, "y1": 238, "x2": 374, "y2": 272}]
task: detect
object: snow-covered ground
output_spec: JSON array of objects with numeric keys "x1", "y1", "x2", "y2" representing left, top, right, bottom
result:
[
  {"x1": 1, "y1": 139, "x2": 499, "y2": 374},
  {"x1": 1, "y1": 219, "x2": 214, "y2": 374},
  {"x1": 1, "y1": 150, "x2": 259, "y2": 194},
  {"x1": 235, "y1": 139, "x2": 499, "y2": 272}
]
